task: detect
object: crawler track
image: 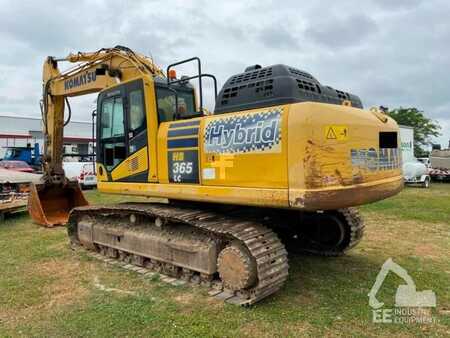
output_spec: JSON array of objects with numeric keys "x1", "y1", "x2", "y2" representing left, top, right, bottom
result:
[
  {"x1": 295, "y1": 208, "x2": 365, "y2": 256},
  {"x1": 68, "y1": 203, "x2": 289, "y2": 305}
]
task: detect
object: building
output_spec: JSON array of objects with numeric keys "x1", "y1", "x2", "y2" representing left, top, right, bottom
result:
[
  {"x1": 399, "y1": 125, "x2": 414, "y2": 162},
  {"x1": 0, "y1": 114, "x2": 95, "y2": 160}
]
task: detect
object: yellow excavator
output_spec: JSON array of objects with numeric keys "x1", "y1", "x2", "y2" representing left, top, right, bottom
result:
[{"x1": 29, "y1": 46, "x2": 403, "y2": 305}]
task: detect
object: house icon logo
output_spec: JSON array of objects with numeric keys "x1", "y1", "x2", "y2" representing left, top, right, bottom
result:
[{"x1": 368, "y1": 258, "x2": 437, "y2": 324}]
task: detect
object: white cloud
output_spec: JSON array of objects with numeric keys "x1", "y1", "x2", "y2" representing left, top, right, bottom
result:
[{"x1": 0, "y1": 0, "x2": 448, "y2": 146}]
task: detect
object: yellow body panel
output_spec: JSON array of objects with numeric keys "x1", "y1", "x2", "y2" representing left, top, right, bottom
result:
[
  {"x1": 111, "y1": 147, "x2": 148, "y2": 181},
  {"x1": 287, "y1": 103, "x2": 403, "y2": 209},
  {"x1": 200, "y1": 106, "x2": 288, "y2": 188},
  {"x1": 99, "y1": 181, "x2": 289, "y2": 207},
  {"x1": 96, "y1": 163, "x2": 108, "y2": 182},
  {"x1": 98, "y1": 101, "x2": 403, "y2": 210},
  {"x1": 143, "y1": 79, "x2": 159, "y2": 182}
]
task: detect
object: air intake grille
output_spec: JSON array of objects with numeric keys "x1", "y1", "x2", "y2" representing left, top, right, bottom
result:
[
  {"x1": 229, "y1": 67, "x2": 273, "y2": 85},
  {"x1": 335, "y1": 89, "x2": 350, "y2": 100},
  {"x1": 296, "y1": 79, "x2": 320, "y2": 93},
  {"x1": 129, "y1": 157, "x2": 139, "y2": 172},
  {"x1": 289, "y1": 67, "x2": 315, "y2": 80},
  {"x1": 221, "y1": 79, "x2": 274, "y2": 105},
  {"x1": 214, "y1": 64, "x2": 363, "y2": 114}
]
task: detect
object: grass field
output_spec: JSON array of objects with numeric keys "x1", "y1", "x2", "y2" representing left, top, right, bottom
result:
[{"x1": 0, "y1": 184, "x2": 449, "y2": 337}]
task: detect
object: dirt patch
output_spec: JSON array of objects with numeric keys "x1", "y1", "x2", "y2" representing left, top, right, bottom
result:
[
  {"x1": 93, "y1": 276, "x2": 137, "y2": 296},
  {"x1": 239, "y1": 320, "x2": 278, "y2": 338},
  {"x1": 439, "y1": 308, "x2": 450, "y2": 317},
  {"x1": 172, "y1": 290, "x2": 224, "y2": 311},
  {"x1": 239, "y1": 320, "x2": 313, "y2": 337},
  {"x1": 363, "y1": 214, "x2": 448, "y2": 258},
  {"x1": 173, "y1": 293, "x2": 195, "y2": 305},
  {"x1": 0, "y1": 258, "x2": 90, "y2": 329},
  {"x1": 281, "y1": 322, "x2": 314, "y2": 336},
  {"x1": 414, "y1": 244, "x2": 441, "y2": 258},
  {"x1": 33, "y1": 259, "x2": 89, "y2": 308}
]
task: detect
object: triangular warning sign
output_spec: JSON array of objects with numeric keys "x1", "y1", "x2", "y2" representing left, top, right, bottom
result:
[{"x1": 326, "y1": 127, "x2": 337, "y2": 139}]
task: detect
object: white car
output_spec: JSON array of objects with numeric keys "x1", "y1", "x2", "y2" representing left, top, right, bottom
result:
[
  {"x1": 417, "y1": 157, "x2": 431, "y2": 168},
  {"x1": 63, "y1": 162, "x2": 97, "y2": 189}
]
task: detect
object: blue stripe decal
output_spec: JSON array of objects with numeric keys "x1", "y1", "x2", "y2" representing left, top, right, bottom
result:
[
  {"x1": 167, "y1": 138, "x2": 198, "y2": 149},
  {"x1": 169, "y1": 120, "x2": 200, "y2": 129},
  {"x1": 168, "y1": 127, "x2": 199, "y2": 138}
]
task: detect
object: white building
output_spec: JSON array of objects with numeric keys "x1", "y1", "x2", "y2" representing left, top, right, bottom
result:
[
  {"x1": 0, "y1": 114, "x2": 95, "y2": 159},
  {"x1": 399, "y1": 125, "x2": 414, "y2": 162}
]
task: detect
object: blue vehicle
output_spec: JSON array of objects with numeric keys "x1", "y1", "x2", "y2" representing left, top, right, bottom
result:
[{"x1": 2, "y1": 143, "x2": 42, "y2": 169}]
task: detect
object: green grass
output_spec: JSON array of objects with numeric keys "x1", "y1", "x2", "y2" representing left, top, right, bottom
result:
[
  {"x1": 0, "y1": 185, "x2": 449, "y2": 337},
  {"x1": 361, "y1": 182, "x2": 450, "y2": 224}
]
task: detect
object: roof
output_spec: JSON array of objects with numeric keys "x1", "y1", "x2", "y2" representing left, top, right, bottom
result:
[
  {"x1": 0, "y1": 133, "x2": 94, "y2": 141},
  {"x1": 0, "y1": 114, "x2": 94, "y2": 140},
  {"x1": 0, "y1": 113, "x2": 91, "y2": 124}
]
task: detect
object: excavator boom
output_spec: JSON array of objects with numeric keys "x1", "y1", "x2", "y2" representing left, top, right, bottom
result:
[{"x1": 29, "y1": 46, "x2": 163, "y2": 226}]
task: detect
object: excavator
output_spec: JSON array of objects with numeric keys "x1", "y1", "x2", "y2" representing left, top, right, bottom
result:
[{"x1": 28, "y1": 46, "x2": 403, "y2": 305}]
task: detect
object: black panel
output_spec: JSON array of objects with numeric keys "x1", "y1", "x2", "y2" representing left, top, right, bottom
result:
[
  {"x1": 167, "y1": 127, "x2": 199, "y2": 137},
  {"x1": 129, "y1": 130, "x2": 147, "y2": 153},
  {"x1": 214, "y1": 64, "x2": 363, "y2": 114},
  {"x1": 168, "y1": 120, "x2": 200, "y2": 129},
  {"x1": 117, "y1": 170, "x2": 149, "y2": 182},
  {"x1": 168, "y1": 150, "x2": 199, "y2": 183},
  {"x1": 379, "y1": 132, "x2": 398, "y2": 149},
  {"x1": 167, "y1": 138, "x2": 198, "y2": 149}
]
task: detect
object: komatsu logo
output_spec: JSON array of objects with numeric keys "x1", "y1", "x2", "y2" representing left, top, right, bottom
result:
[
  {"x1": 64, "y1": 71, "x2": 97, "y2": 91},
  {"x1": 204, "y1": 109, "x2": 282, "y2": 154}
]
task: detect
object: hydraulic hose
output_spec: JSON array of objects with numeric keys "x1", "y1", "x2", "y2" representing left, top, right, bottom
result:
[{"x1": 64, "y1": 97, "x2": 71, "y2": 126}]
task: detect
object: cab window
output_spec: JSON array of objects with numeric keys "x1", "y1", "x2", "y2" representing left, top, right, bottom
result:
[
  {"x1": 129, "y1": 89, "x2": 145, "y2": 132},
  {"x1": 101, "y1": 96, "x2": 124, "y2": 139},
  {"x1": 156, "y1": 87, "x2": 195, "y2": 122},
  {"x1": 100, "y1": 96, "x2": 126, "y2": 171}
]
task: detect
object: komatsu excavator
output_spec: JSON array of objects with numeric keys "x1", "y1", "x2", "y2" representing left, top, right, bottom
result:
[{"x1": 29, "y1": 46, "x2": 403, "y2": 305}]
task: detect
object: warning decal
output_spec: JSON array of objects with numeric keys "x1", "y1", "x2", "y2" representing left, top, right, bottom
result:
[{"x1": 325, "y1": 125, "x2": 348, "y2": 141}]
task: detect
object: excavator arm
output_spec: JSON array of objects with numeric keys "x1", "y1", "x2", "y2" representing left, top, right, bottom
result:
[{"x1": 29, "y1": 46, "x2": 164, "y2": 226}]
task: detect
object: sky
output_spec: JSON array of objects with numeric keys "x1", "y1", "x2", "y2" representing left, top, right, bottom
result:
[{"x1": 0, "y1": 0, "x2": 449, "y2": 147}]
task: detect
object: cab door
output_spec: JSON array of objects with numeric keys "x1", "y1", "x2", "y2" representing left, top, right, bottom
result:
[
  {"x1": 97, "y1": 87, "x2": 127, "y2": 180},
  {"x1": 97, "y1": 79, "x2": 151, "y2": 182}
]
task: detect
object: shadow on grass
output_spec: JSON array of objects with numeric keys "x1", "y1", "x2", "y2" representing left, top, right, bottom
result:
[{"x1": 1, "y1": 210, "x2": 29, "y2": 224}]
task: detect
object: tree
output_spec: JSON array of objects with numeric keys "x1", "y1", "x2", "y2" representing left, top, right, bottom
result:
[{"x1": 385, "y1": 107, "x2": 441, "y2": 157}]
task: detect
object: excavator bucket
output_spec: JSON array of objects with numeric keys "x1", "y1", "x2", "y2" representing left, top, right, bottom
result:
[{"x1": 28, "y1": 181, "x2": 89, "y2": 227}]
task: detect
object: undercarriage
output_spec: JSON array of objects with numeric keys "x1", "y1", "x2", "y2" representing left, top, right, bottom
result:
[{"x1": 68, "y1": 202, "x2": 364, "y2": 305}]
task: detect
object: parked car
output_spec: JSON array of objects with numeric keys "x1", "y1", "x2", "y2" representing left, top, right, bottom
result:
[
  {"x1": 3, "y1": 143, "x2": 41, "y2": 169},
  {"x1": 429, "y1": 149, "x2": 450, "y2": 182},
  {"x1": 0, "y1": 160, "x2": 34, "y2": 173},
  {"x1": 417, "y1": 157, "x2": 431, "y2": 168},
  {"x1": 63, "y1": 162, "x2": 97, "y2": 189}
]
